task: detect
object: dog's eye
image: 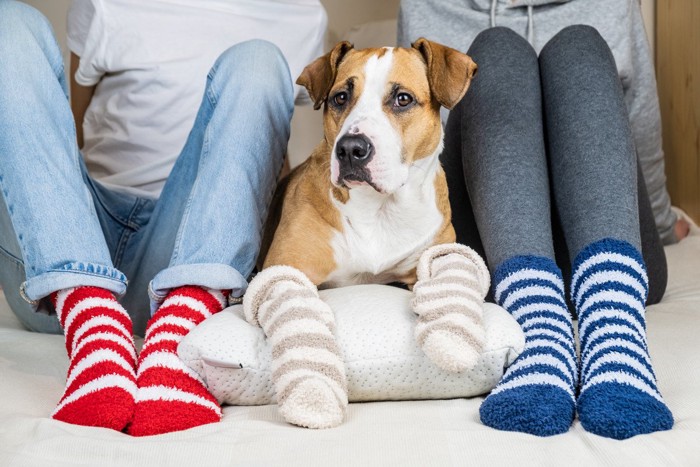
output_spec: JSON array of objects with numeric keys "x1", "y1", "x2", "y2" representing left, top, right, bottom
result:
[
  {"x1": 333, "y1": 92, "x2": 349, "y2": 106},
  {"x1": 395, "y1": 93, "x2": 413, "y2": 107}
]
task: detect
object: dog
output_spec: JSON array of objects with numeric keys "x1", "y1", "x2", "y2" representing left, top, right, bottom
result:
[
  {"x1": 244, "y1": 39, "x2": 486, "y2": 429},
  {"x1": 260, "y1": 38, "x2": 477, "y2": 286}
]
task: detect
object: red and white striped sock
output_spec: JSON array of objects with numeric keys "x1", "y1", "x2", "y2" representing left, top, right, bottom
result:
[
  {"x1": 127, "y1": 285, "x2": 226, "y2": 436},
  {"x1": 51, "y1": 286, "x2": 138, "y2": 430}
]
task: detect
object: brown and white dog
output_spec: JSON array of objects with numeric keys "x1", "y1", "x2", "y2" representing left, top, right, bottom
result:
[
  {"x1": 260, "y1": 38, "x2": 477, "y2": 286},
  {"x1": 244, "y1": 39, "x2": 486, "y2": 429}
]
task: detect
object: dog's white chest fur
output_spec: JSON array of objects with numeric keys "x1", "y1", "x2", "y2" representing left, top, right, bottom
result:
[{"x1": 323, "y1": 157, "x2": 443, "y2": 288}]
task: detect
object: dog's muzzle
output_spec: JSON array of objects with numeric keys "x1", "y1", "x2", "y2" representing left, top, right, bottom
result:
[{"x1": 335, "y1": 133, "x2": 376, "y2": 189}]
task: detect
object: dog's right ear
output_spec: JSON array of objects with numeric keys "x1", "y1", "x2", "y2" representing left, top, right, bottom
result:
[
  {"x1": 412, "y1": 38, "x2": 477, "y2": 110},
  {"x1": 297, "y1": 41, "x2": 354, "y2": 110}
]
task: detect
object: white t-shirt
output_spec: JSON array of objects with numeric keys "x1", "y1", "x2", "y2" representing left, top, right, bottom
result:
[{"x1": 67, "y1": 0, "x2": 327, "y2": 198}]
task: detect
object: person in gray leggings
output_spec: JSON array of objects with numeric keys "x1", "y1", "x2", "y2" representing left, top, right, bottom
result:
[{"x1": 441, "y1": 26, "x2": 673, "y2": 439}]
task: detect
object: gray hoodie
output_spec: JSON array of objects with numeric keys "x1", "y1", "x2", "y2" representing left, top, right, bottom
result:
[{"x1": 398, "y1": 0, "x2": 677, "y2": 244}]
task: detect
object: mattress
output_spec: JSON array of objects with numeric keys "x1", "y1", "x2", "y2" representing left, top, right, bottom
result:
[{"x1": 1, "y1": 217, "x2": 699, "y2": 467}]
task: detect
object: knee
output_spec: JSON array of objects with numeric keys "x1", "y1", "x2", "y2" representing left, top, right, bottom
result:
[
  {"x1": 469, "y1": 27, "x2": 537, "y2": 62},
  {"x1": 0, "y1": 1, "x2": 54, "y2": 43},
  {"x1": 541, "y1": 25, "x2": 615, "y2": 70},
  {"x1": 461, "y1": 26, "x2": 539, "y2": 107},
  {"x1": 473, "y1": 26, "x2": 526, "y2": 46},
  {"x1": 550, "y1": 24, "x2": 606, "y2": 48},
  {"x1": 0, "y1": 1, "x2": 59, "y2": 67},
  {"x1": 209, "y1": 39, "x2": 293, "y2": 104},
  {"x1": 0, "y1": 0, "x2": 42, "y2": 21},
  {"x1": 466, "y1": 27, "x2": 538, "y2": 87}
]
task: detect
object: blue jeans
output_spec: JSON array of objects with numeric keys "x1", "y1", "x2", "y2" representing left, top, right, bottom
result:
[{"x1": 0, "y1": 1, "x2": 294, "y2": 335}]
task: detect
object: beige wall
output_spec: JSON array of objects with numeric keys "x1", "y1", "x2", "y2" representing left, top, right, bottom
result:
[{"x1": 323, "y1": 0, "x2": 399, "y2": 44}]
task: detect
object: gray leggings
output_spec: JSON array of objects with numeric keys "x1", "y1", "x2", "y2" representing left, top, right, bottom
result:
[{"x1": 442, "y1": 26, "x2": 667, "y2": 306}]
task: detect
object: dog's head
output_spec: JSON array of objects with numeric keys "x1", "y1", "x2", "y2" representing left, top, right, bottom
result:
[{"x1": 297, "y1": 38, "x2": 477, "y2": 194}]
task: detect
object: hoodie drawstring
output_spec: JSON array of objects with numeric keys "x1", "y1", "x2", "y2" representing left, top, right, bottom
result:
[
  {"x1": 490, "y1": 0, "x2": 536, "y2": 46},
  {"x1": 526, "y1": 4, "x2": 534, "y2": 44}
]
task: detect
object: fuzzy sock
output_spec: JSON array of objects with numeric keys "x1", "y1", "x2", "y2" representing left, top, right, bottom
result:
[
  {"x1": 127, "y1": 286, "x2": 226, "y2": 436},
  {"x1": 573, "y1": 238, "x2": 673, "y2": 439},
  {"x1": 244, "y1": 266, "x2": 347, "y2": 429},
  {"x1": 479, "y1": 256, "x2": 577, "y2": 436},
  {"x1": 51, "y1": 286, "x2": 137, "y2": 430},
  {"x1": 411, "y1": 243, "x2": 490, "y2": 373}
]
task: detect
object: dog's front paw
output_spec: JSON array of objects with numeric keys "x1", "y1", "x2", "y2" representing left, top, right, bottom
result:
[
  {"x1": 415, "y1": 320, "x2": 485, "y2": 373},
  {"x1": 278, "y1": 377, "x2": 347, "y2": 429},
  {"x1": 411, "y1": 243, "x2": 489, "y2": 373},
  {"x1": 244, "y1": 265, "x2": 348, "y2": 428}
]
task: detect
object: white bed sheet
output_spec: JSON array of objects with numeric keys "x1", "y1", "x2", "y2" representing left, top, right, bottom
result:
[{"x1": 1, "y1": 221, "x2": 699, "y2": 467}]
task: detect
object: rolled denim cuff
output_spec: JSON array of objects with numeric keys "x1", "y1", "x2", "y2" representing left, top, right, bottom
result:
[
  {"x1": 148, "y1": 263, "x2": 249, "y2": 315},
  {"x1": 20, "y1": 262, "x2": 128, "y2": 304}
]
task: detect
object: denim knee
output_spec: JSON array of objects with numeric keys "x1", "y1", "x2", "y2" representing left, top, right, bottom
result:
[
  {"x1": 0, "y1": 1, "x2": 58, "y2": 52},
  {"x1": 0, "y1": 0, "x2": 47, "y2": 27},
  {"x1": 207, "y1": 39, "x2": 294, "y2": 107},
  {"x1": 0, "y1": 1, "x2": 64, "y2": 79}
]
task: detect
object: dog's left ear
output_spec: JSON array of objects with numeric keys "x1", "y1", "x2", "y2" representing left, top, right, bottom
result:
[
  {"x1": 412, "y1": 38, "x2": 478, "y2": 110},
  {"x1": 297, "y1": 41, "x2": 354, "y2": 110}
]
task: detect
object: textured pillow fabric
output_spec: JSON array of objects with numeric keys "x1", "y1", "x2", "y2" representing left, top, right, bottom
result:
[{"x1": 179, "y1": 284, "x2": 524, "y2": 405}]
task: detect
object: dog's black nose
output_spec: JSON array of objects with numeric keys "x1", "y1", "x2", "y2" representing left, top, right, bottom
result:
[{"x1": 336, "y1": 134, "x2": 373, "y2": 166}]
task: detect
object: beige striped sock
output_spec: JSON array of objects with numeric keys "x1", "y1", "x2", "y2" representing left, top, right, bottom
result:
[
  {"x1": 244, "y1": 265, "x2": 348, "y2": 429},
  {"x1": 412, "y1": 243, "x2": 490, "y2": 373}
]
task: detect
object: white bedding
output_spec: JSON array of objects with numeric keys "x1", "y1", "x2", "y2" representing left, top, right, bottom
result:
[{"x1": 1, "y1": 219, "x2": 699, "y2": 466}]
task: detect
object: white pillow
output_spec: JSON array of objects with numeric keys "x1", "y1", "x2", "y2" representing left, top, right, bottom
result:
[{"x1": 179, "y1": 284, "x2": 524, "y2": 405}]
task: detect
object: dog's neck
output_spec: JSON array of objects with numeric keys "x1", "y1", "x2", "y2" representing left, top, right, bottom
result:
[{"x1": 322, "y1": 144, "x2": 444, "y2": 286}]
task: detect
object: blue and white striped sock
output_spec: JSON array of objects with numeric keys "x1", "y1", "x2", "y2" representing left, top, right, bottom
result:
[
  {"x1": 573, "y1": 238, "x2": 673, "y2": 439},
  {"x1": 479, "y1": 256, "x2": 577, "y2": 436}
]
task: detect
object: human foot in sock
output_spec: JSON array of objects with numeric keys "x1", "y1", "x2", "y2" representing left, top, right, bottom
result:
[
  {"x1": 51, "y1": 286, "x2": 137, "y2": 430},
  {"x1": 244, "y1": 266, "x2": 347, "y2": 429},
  {"x1": 479, "y1": 256, "x2": 577, "y2": 436},
  {"x1": 127, "y1": 286, "x2": 226, "y2": 436},
  {"x1": 411, "y1": 243, "x2": 490, "y2": 373},
  {"x1": 574, "y1": 238, "x2": 673, "y2": 439}
]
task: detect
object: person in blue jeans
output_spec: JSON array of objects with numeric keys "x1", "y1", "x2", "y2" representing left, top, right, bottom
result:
[{"x1": 0, "y1": 0, "x2": 325, "y2": 436}]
